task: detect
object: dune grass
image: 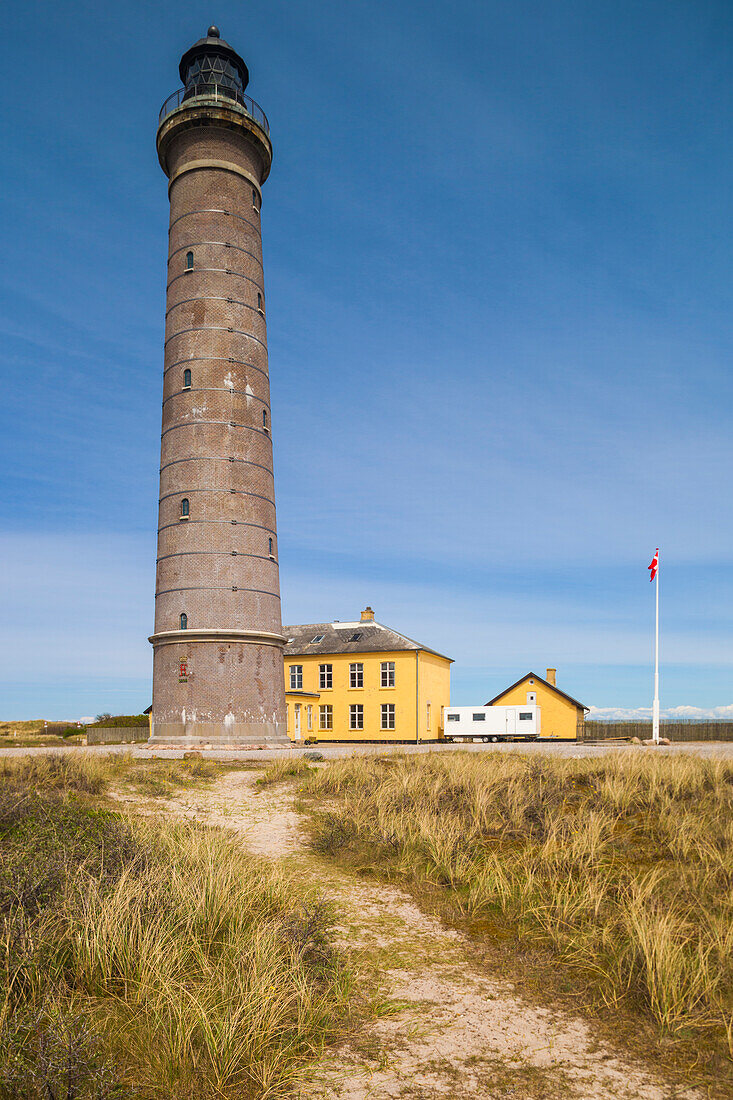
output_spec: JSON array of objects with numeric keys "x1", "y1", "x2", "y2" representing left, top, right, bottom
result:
[
  {"x1": 0, "y1": 754, "x2": 354, "y2": 1099},
  {"x1": 297, "y1": 750, "x2": 733, "y2": 1086},
  {"x1": 257, "y1": 757, "x2": 315, "y2": 787}
]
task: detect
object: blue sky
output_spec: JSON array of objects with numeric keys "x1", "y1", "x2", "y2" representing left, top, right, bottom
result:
[{"x1": 1, "y1": 0, "x2": 731, "y2": 720}]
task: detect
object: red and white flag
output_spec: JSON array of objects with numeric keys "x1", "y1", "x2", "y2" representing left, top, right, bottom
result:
[{"x1": 648, "y1": 548, "x2": 659, "y2": 582}]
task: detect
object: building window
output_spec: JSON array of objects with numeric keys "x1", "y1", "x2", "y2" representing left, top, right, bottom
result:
[
  {"x1": 262, "y1": 409, "x2": 268, "y2": 430},
  {"x1": 289, "y1": 664, "x2": 303, "y2": 690},
  {"x1": 252, "y1": 188, "x2": 259, "y2": 211},
  {"x1": 350, "y1": 704, "x2": 364, "y2": 730},
  {"x1": 380, "y1": 661, "x2": 395, "y2": 687},
  {"x1": 179, "y1": 613, "x2": 188, "y2": 630},
  {"x1": 311, "y1": 634, "x2": 325, "y2": 644},
  {"x1": 427, "y1": 702, "x2": 431, "y2": 730},
  {"x1": 381, "y1": 704, "x2": 395, "y2": 730},
  {"x1": 472, "y1": 713, "x2": 486, "y2": 722},
  {"x1": 257, "y1": 292, "x2": 263, "y2": 313},
  {"x1": 319, "y1": 664, "x2": 332, "y2": 689},
  {"x1": 180, "y1": 498, "x2": 189, "y2": 519},
  {"x1": 349, "y1": 662, "x2": 363, "y2": 688},
  {"x1": 348, "y1": 632, "x2": 362, "y2": 642},
  {"x1": 268, "y1": 537, "x2": 274, "y2": 558},
  {"x1": 185, "y1": 251, "x2": 194, "y2": 271},
  {"x1": 307, "y1": 704, "x2": 313, "y2": 731},
  {"x1": 183, "y1": 368, "x2": 192, "y2": 388},
  {"x1": 319, "y1": 705, "x2": 332, "y2": 731}
]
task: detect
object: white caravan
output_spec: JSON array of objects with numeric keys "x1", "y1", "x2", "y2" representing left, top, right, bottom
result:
[{"x1": 442, "y1": 704, "x2": 540, "y2": 743}]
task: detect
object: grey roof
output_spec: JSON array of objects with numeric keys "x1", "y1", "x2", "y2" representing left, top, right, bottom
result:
[
  {"x1": 282, "y1": 620, "x2": 453, "y2": 662},
  {"x1": 485, "y1": 671, "x2": 588, "y2": 711}
]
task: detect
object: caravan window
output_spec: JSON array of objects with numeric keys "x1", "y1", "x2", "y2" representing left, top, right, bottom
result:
[
  {"x1": 472, "y1": 713, "x2": 486, "y2": 721},
  {"x1": 446, "y1": 713, "x2": 460, "y2": 722},
  {"x1": 519, "y1": 712, "x2": 533, "y2": 721}
]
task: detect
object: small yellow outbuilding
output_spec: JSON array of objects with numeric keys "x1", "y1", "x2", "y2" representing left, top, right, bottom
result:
[
  {"x1": 282, "y1": 607, "x2": 452, "y2": 743},
  {"x1": 486, "y1": 668, "x2": 588, "y2": 740}
]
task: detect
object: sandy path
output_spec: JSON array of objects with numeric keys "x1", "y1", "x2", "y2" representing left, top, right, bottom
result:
[{"x1": 115, "y1": 771, "x2": 700, "y2": 1100}]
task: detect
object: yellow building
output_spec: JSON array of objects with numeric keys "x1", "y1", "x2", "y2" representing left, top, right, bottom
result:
[
  {"x1": 283, "y1": 607, "x2": 452, "y2": 743},
  {"x1": 486, "y1": 668, "x2": 588, "y2": 740}
]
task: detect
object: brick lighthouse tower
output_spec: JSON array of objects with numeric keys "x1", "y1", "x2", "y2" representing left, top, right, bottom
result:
[{"x1": 149, "y1": 27, "x2": 288, "y2": 745}]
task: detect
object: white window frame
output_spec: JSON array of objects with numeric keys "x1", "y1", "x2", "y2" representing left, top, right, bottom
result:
[
  {"x1": 381, "y1": 703, "x2": 395, "y2": 730},
  {"x1": 319, "y1": 664, "x2": 332, "y2": 689},
  {"x1": 380, "y1": 661, "x2": 395, "y2": 687},
  {"x1": 289, "y1": 664, "x2": 303, "y2": 690},
  {"x1": 349, "y1": 662, "x2": 364, "y2": 688},
  {"x1": 349, "y1": 704, "x2": 364, "y2": 730},
  {"x1": 307, "y1": 704, "x2": 313, "y2": 731},
  {"x1": 319, "y1": 705, "x2": 333, "y2": 731}
]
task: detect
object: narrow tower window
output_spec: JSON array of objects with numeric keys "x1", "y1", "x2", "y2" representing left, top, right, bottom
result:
[
  {"x1": 185, "y1": 251, "x2": 194, "y2": 271},
  {"x1": 268, "y1": 537, "x2": 274, "y2": 558},
  {"x1": 257, "y1": 292, "x2": 263, "y2": 313},
  {"x1": 252, "y1": 188, "x2": 259, "y2": 211},
  {"x1": 180, "y1": 498, "x2": 189, "y2": 519},
  {"x1": 183, "y1": 368, "x2": 192, "y2": 388},
  {"x1": 262, "y1": 409, "x2": 268, "y2": 430},
  {"x1": 180, "y1": 613, "x2": 188, "y2": 630}
]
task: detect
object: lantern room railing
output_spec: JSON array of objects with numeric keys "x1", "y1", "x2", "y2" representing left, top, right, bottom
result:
[{"x1": 159, "y1": 84, "x2": 270, "y2": 135}]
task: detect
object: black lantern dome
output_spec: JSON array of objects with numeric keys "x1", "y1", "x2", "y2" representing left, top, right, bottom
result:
[{"x1": 179, "y1": 26, "x2": 250, "y2": 105}]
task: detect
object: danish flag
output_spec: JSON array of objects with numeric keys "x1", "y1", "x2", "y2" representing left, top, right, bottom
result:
[{"x1": 648, "y1": 548, "x2": 659, "y2": 582}]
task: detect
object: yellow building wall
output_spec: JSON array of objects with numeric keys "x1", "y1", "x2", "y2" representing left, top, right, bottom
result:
[
  {"x1": 417, "y1": 651, "x2": 451, "y2": 741},
  {"x1": 284, "y1": 650, "x2": 450, "y2": 742},
  {"x1": 284, "y1": 693, "x2": 320, "y2": 739},
  {"x1": 491, "y1": 677, "x2": 582, "y2": 740}
]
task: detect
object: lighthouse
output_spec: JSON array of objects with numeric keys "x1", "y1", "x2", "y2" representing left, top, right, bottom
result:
[{"x1": 149, "y1": 28, "x2": 288, "y2": 745}]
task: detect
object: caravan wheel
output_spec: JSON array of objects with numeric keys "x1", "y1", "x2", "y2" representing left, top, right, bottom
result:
[{"x1": 491, "y1": 736, "x2": 499, "y2": 743}]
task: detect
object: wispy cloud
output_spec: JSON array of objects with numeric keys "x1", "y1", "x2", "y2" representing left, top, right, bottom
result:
[{"x1": 589, "y1": 705, "x2": 733, "y2": 721}]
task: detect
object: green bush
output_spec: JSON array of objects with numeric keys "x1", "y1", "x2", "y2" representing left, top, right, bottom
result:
[{"x1": 85, "y1": 715, "x2": 149, "y2": 729}]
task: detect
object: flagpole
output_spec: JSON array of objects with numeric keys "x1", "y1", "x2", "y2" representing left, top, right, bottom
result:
[{"x1": 653, "y1": 557, "x2": 660, "y2": 743}]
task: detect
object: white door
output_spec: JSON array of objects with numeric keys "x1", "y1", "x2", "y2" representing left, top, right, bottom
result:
[
  {"x1": 294, "y1": 704, "x2": 301, "y2": 740},
  {"x1": 505, "y1": 709, "x2": 516, "y2": 736}
]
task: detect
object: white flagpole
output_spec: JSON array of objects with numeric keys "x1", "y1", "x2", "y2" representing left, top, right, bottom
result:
[{"x1": 653, "y1": 554, "x2": 660, "y2": 743}]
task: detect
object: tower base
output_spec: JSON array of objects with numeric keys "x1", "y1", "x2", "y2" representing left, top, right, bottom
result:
[{"x1": 148, "y1": 629, "x2": 289, "y2": 747}]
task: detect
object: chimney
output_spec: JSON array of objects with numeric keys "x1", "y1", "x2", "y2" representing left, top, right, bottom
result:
[
  {"x1": 361, "y1": 606, "x2": 375, "y2": 622},
  {"x1": 546, "y1": 668, "x2": 556, "y2": 686}
]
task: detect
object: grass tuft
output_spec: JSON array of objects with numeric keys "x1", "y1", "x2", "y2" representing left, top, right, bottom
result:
[
  {"x1": 297, "y1": 751, "x2": 733, "y2": 1084},
  {"x1": 0, "y1": 753, "x2": 354, "y2": 1098}
]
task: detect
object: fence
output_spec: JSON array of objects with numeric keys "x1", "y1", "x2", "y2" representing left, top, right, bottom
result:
[
  {"x1": 581, "y1": 720, "x2": 733, "y2": 743},
  {"x1": 87, "y1": 726, "x2": 149, "y2": 746}
]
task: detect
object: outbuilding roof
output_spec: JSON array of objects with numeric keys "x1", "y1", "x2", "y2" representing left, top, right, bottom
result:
[
  {"x1": 282, "y1": 620, "x2": 452, "y2": 662},
  {"x1": 485, "y1": 671, "x2": 588, "y2": 711}
]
